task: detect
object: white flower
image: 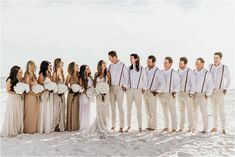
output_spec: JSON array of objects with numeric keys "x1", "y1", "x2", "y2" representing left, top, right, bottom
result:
[
  {"x1": 32, "y1": 84, "x2": 44, "y2": 94},
  {"x1": 86, "y1": 86, "x2": 98, "y2": 98},
  {"x1": 44, "y1": 82, "x2": 58, "y2": 93},
  {"x1": 96, "y1": 82, "x2": 109, "y2": 94},
  {"x1": 71, "y1": 84, "x2": 84, "y2": 93},
  {"x1": 14, "y1": 82, "x2": 30, "y2": 94},
  {"x1": 57, "y1": 83, "x2": 68, "y2": 94}
]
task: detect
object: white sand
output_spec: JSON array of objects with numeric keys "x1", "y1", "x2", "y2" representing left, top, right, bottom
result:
[{"x1": 0, "y1": 89, "x2": 235, "y2": 156}]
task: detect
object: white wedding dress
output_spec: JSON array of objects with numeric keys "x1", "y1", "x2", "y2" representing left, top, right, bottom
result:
[
  {"x1": 90, "y1": 77, "x2": 111, "y2": 135},
  {"x1": 79, "y1": 77, "x2": 96, "y2": 132},
  {"x1": 38, "y1": 77, "x2": 54, "y2": 133}
]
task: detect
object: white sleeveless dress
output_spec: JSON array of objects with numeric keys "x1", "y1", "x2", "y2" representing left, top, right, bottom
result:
[
  {"x1": 38, "y1": 77, "x2": 54, "y2": 133},
  {"x1": 79, "y1": 77, "x2": 95, "y2": 132},
  {"x1": 1, "y1": 93, "x2": 24, "y2": 137},
  {"x1": 90, "y1": 77, "x2": 111, "y2": 135}
]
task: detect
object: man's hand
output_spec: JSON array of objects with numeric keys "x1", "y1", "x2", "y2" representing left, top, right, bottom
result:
[
  {"x1": 223, "y1": 90, "x2": 227, "y2": 95},
  {"x1": 122, "y1": 86, "x2": 127, "y2": 92},
  {"x1": 151, "y1": 91, "x2": 158, "y2": 96},
  {"x1": 142, "y1": 89, "x2": 145, "y2": 94}
]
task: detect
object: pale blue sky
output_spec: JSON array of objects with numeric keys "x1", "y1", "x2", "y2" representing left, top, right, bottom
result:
[{"x1": 1, "y1": 0, "x2": 235, "y2": 87}]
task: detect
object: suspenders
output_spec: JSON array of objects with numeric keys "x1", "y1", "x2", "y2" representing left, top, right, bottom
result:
[
  {"x1": 129, "y1": 66, "x2": 143, "y2": 89},
  {"x1": 209, "y1": 64, "x2": 225, "y2": 90},
  {"x1": 118, "y1": 64, "x2": 125, "y2": 86},
  {"x1": 219, "y1": 65, "x2": 225, "y2": 89},
  {"x1": 184, "y1": 68, "x2": 190, "y2": 92},
  {"x1": 169, "y1": 69, "x2": 173, "y2": 93},
  {"x1": 149, "y1": 68, "x2": 158, "y2": 90},
  {"x1": 201, "y1": 71, "x2": 208, "y2": 93}
]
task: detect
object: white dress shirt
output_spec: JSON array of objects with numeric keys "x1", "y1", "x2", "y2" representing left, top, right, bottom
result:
[
  {"x1": 128, "y1": 65, "x2": 147, "y2": 90},
  {"x1": 209, "y1": 64, "x2": 230, "y2": 90},
  {"x1": 146, "y1": 66, "x2": 166, "y2": 92},
  {"x1": 178, "y1": 67, "x2": 196, "y2": 94},
  {"x1": 194, "y1": 68, "x2": 214, "y2": 96},
  {"x1": 108, "y1": 60, "x2": 129, "y2": 87},
  {"x1": 162, "y1": 68, "x2": 180, "y2": 93}
]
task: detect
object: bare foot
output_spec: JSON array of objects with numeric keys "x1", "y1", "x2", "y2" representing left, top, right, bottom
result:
[
  {"x1": 119, "y1": 128, "x2": 124, "y2": 133},
  {"x1": 162, "y1": 128, "x2": 169, "y2": 132},
  {"x1": 210, "y1": 128, "x2": 217, "y2": 133},
  {"x1": 125, "y1": 127, "x2": 131, "y2": 132}
]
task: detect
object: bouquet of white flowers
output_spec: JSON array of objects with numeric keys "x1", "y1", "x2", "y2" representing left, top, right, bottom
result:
[
  {"x1": 57, "y1": 83, "x2": 68, "y2": 96},
  {"x1": 32, "y1": 84, "x2": 44, "y2": 94},
  {"x1": 44, "y1": 82, "x2": 58, "y2": 93},
  {"x1": 14, "y1": 82, "x2": 30, "y2": 94},
  {"x1": 95, "y1": 82, "x2": 109, "y2": 95},
  {"x1": 71, "y1": 84, "x2": 84, "y2": 93},
  {"x1": 86, "y1": 86, "x2": 98, "y2": 99}
]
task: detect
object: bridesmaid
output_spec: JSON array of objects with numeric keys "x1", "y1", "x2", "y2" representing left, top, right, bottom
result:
[
  {"x1": 52, "y1": 58, "x2": 66, "y2": 132},
  {"x1": 24, "y1": 61, "x2": 40, "y2": 134},
  {"x1": 79, "y1": 65, "x2": 94, "y2": 132},
  {"x1": 38, "y1": 61, "x2": 54, "y2": 133},
  {"x1": 1, "y1": 66, "x2": 24, "y2": 137},
  {"x1": 65, "y1": 62, "x2": 80, "y2": 131}
]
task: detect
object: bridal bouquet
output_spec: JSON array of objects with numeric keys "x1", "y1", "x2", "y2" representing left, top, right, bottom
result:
[
  {"x1": 44, "y1": 82, "x2": 58, "y2": 93},
  {"x1": 71, "y1": 84, "x2": 84, "y2": 93},
  {"x1": 14, "y1": 82, "x2": 30, "y2": 94},
  {"x1": 32, "y1": 84, "x2": 44, "y2": 94},
  {"x1": 57, "y1": 83, "x2": 68, "y2": 96},
  {"x1": 86, "y1": 86, "x2": 98, "y2": 99},
  {"x1": 95, "y1": 82, "x2": 109, "y2": 95}
]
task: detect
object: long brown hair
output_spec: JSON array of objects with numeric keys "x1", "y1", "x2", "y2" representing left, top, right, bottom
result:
[
  {"x1": 25, "y1": 60, "x2": 37, "y2": 81},
  {"x1": 53, "y1": 58, "x2": 65, "y2": 82},
  {"x1": 67, "y1": 62, "x2": 79, "y2": 83},
  {"x1": 95, "y1": 60, "x2": 107, "y2": 81}
]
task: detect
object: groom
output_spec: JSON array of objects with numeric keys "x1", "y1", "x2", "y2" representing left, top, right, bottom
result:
[{"x1": 108, "y1": 51, "x2": 129, "y2": 133}]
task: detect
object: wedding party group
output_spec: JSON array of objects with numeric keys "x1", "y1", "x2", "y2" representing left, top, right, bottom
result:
[{"x1": 1, "y1": 51, "x2": 230, "y2": 137}]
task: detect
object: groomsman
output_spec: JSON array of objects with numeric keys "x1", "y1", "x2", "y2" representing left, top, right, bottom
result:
[
  {"x1": 108, "y1": 51, "x2": 129, "y2": 133},
  {"x1": 144, "y1": 55, "x2": 166, "y2": 132},
  {"x1": 126, "y1": 53, "x2": 147, "y2": 132},
  {"x1": 159, "y1": 57, "x2": 180, "y2": 132},
  {"x1": 209, "y1": 52, "x2": 230, "y2": 134},
  {"x1": 177, "y1": 57, "x2": 196, "y2": 132},
  {"x1": 193, "y1": 58, "x2": 214, "y2": 133}
]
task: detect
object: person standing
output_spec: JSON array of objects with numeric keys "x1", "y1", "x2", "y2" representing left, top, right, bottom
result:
[
  {"x1": 144, "y1": 55, "x2": 166, "y2": 132},
  {"x1": 126, "y1": 54, "x2": 147, "y2": 132},
  {"x1": 52, "y1": 58, "x2": 66, "y2": 132},
  {"x1": 177, "y1": 57, "x2": 196, "y2": 132},
  {"x1": 209, "y1": 52, "x2": 230, "y2": 134},
  {"x1": 159, "y1": 57, "x2": 180, "y2": 133},
  {"x1": 65, "y1": 62, "x2": 80, "y2": 131},
  {"x1": 90, "y1": 60, "x2": 111, "y2": 135},
  {"x1": 1, "y1": 66, "x2": 24, "y2": 137},
  {"x1": 193, "y1": 58, "x2": 214, "y2": 133},
  {"x1": 108, "y1": 51, "x2": 128, "y2": 133}
]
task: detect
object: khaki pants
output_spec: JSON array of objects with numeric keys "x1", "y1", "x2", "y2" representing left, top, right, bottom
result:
[
  {"x1": 177, "y1": 92, "x2": 193, "y2": 130},
  {"x1": 159, "y1": 93, "x2": 177, "y2": 130},
  {"x1": 210, "y1": 90, "x2": 225, "y2": 130},
  {"x1": 126, "y1": 88, "x2": 142, "y2": 128},
  {"x1": 192, "y1": 93, "x2": 208, "y2": 131},
  {"x1": 110, "y1": 86, "x2": 125, "y2": 128},
  {"x1": 144, "y1": 90, "x2": 157, "y2": 129}
]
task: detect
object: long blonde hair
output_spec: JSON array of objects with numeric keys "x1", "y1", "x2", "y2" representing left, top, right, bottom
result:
[
  {"x1": 25, "y1": 60, "x2": 37, "y2": 81},
  {"x1": 53, "y1": 58, "x2": 65, "y2": 82}
]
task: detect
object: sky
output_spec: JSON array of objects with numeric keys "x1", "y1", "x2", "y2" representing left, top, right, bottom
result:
[{"x1": 1, "y1": 0, "x2": 235, "y2": 88}]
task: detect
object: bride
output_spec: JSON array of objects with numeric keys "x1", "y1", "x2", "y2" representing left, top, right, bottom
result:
[{"x1": 90, "y1": 60, "x2": 111, "y2": 135}]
